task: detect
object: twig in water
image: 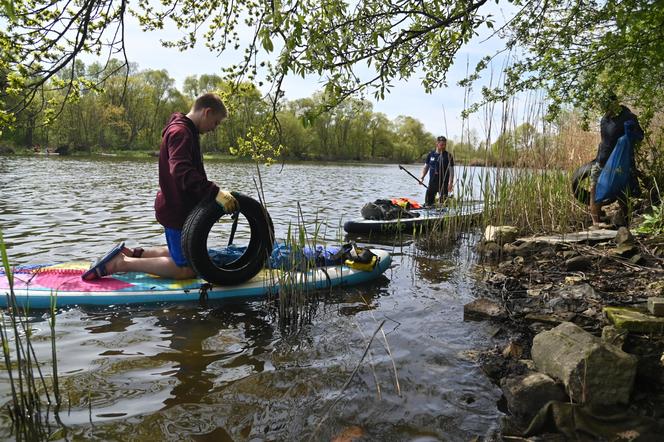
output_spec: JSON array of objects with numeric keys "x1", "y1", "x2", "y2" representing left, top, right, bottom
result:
[
  {"x1": 353, "y1": 321, "x2": 382, "y2": 400},
  {"x1": 361, "y1": 294, "x2": 401, "y2": 397},
  {"x1": 308, "y1": 319, "x2": 386, "y2": 442}
]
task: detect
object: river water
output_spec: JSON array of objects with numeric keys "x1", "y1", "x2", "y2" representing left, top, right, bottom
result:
[{"x1": 0, "y1": 156, "x2": 502, "y2": 440}]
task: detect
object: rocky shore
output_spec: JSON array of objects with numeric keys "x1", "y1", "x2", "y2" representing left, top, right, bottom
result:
[{"x1": 467, "y1": 224, "x2": 664, "y2": 439}]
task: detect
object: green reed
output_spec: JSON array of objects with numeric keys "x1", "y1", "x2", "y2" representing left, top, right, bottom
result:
[
  {"x1": 482, "y1": 168, "x2": 589, "y2": 235},
  {"x1": 0, "y1": 230, "x2": 63, "y2": 440},
  {"x1": 264, "y1": 203, "x2": 327, "y2": 330}
]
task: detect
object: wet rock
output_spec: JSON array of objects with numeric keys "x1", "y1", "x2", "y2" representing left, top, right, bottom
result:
[
  {"x1": 601, "y1": 325, "x2": 627, "y2": 349},
  {"x1": 647, "y1": 297, "x2": 664, "y2": 317},
  {"x1": 484, "y1": 225, "x2": 519, "y2": 244},
  {"x1": 545, "y1": 297, "x2": 569, "y2": 313},
  {"x1": 603, "y1": 306, "x2": 664, "y2": 334},
  {"x1": 615, "y1": 226, "x2": 634, "y2": 245},
  {"x1": 501, "y1": 372, "x2": 567, "y2": 424},
  {"x1": 609, "y1": 243, "x2": 638, "y2": 258},
  {"x1": 532, "y1": 321, "x2": 637, "y2": 405},
  {"x1": 565, "y1": 256, "x2": 592, "y2": 272},
  {"x1": 464, "y1": 298, "x2": 507, "y2": 321},
  {"x1": 518, "y1": 359, "x2": 537, "y2": 371}
]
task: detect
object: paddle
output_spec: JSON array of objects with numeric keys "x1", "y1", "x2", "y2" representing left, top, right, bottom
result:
[{"x1": 398, "y1": 164, "x2": 428, "y2": 188}]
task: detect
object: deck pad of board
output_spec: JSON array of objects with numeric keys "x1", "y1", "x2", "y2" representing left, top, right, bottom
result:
[{"x1": 0, "y1": 250, "x2": 391, "y2": 308}]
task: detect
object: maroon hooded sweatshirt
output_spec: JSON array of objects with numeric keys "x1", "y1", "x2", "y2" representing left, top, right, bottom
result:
[{"x1": 154, "y1": 113, "x2": 219, "y2": 229}]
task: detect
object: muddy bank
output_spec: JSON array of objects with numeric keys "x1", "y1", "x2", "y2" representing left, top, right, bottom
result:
[{"x1": 468, "y1": 225, "x2": 664, "y2": 438}]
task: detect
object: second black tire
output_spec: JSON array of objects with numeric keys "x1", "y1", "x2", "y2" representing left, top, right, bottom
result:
[
  {"x1": 181, "y1": 192, "x2": 274, "y2": 285},
  {"x1": 571, "y1": 160, "x2": 595, "y2": 205}
]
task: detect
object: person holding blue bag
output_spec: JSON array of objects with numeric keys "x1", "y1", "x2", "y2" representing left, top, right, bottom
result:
[{"x1": 589, "y1": 92, "x2": 644, "y2": 226}]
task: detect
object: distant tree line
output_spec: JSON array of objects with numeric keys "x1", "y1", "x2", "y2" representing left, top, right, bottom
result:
[
  {"x1": 0, "y1": 60, "x2": 441, "y2": 162},
  {"x1": 1, "y1": 59, "x2": 616, "y2": 170}
]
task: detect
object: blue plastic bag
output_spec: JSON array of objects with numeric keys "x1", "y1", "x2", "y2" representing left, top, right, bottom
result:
[
  {"x1": 209, "y1": 242, "x2": 343, "y2": 270},
  {"x1": 595, "y1": 120, "x2": 638, "y2": 203},
  {"x1": 269, "y1": 242, "x2": 343, "y2": 269}
]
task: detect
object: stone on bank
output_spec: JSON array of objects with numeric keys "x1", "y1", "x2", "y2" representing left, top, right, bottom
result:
[{"x1": 531, "y1": 322, "x2": 637, "y2": 405}]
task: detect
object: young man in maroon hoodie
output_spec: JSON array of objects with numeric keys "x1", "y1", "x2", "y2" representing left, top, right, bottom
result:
[{"x1": 82, "y1": 93, "x2": 238, "y2": 280}]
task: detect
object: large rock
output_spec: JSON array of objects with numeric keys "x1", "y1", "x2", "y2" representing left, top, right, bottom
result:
[
  {"x1": 604, "y1": 306, "x2": 664, "y2": 333},
  {"x1": 517, "y1": 229, "x2": 616, "y2": 244},
  {"x1": 463, "y1": 298, "x2": 507, "y2": 321},
  {"x1": 531, "y1": 322, "x2": 637, "y2": 405},
  {"x1": 647, "y1": 297, "x2": 664, "y2": 317},
  {"x1": 614, "y1": 226, "x2": 634, "y2": 245},
  {"x1": 484, "y1": 225, "x2": 519, "y2": 244},
  {"x1": 501, "y1": 372, "x2": 567, "y2": 423}
]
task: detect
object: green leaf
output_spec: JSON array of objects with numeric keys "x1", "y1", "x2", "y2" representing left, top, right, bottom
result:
[
  {"x1": 1, "y1": 0, "x2": 15, "y2": 20},
  {"x1": 262, "y1": 36, "x2": 274, "y2": 53}
]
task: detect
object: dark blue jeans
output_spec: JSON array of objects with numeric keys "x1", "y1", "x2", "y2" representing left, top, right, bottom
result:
[{"x1": 425, "y1": 174, "x2": 449, "y2": 206}]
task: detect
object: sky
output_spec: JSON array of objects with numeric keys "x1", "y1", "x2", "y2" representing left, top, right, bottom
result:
[{"x1": 116, "y1": 4, "x2": 517, "y2": 141}]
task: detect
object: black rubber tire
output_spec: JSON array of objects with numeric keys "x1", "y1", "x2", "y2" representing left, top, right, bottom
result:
[
  {"x1": 181, "y1": 192, "x2": 274, "y2": 285},
  {"x1": 571, "y1": 160, "x2": 595, "y2": 205}
]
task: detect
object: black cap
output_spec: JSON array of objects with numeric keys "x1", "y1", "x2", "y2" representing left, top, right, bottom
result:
[{"x1": 436, "y1": 136, "x2": 447, "y2": 142}]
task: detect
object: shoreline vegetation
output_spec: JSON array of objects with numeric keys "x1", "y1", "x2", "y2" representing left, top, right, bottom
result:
[
  {"x1": 7, "y1": 144, "x2": 574, "y2": 169},
  {"x1": 0, "y1": 147, "x2": 564, "y2": 168}
]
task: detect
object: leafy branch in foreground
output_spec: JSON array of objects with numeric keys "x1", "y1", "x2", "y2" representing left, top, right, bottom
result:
[
  {"x1": 1, "y1": 0, "x2": 129, "y2": 126},
  {"x1": 3, "y1": 0, "x2": 664, "y2": 142}
]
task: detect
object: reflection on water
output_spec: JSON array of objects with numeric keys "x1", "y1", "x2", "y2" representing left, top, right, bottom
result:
[{"x1": 0, "y1": 156, "x2": 502, "y2": 440}]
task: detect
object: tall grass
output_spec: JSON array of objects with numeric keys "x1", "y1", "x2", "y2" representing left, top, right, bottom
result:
[
  {"x1": 0, "y1": 231, "x2": 63, "y2": 440},
  {"x1": 481, "y1": 168, "x2": 589, "y2": 234},
  {"x1": 411, "y1": 91, "x2": 607, "y2": 248},
  {"x1": 265, "y1": 204, "x2": 326, "y2": 330}
]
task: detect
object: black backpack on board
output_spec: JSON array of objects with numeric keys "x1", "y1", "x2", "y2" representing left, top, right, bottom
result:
[{"x1": 360, "y1": 199, "x2": 418, "y2": 220}]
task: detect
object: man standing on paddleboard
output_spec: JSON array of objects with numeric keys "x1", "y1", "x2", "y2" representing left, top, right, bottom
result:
[{"x1": 419, "y1": 136, "x2": 455, "y2": 206}]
